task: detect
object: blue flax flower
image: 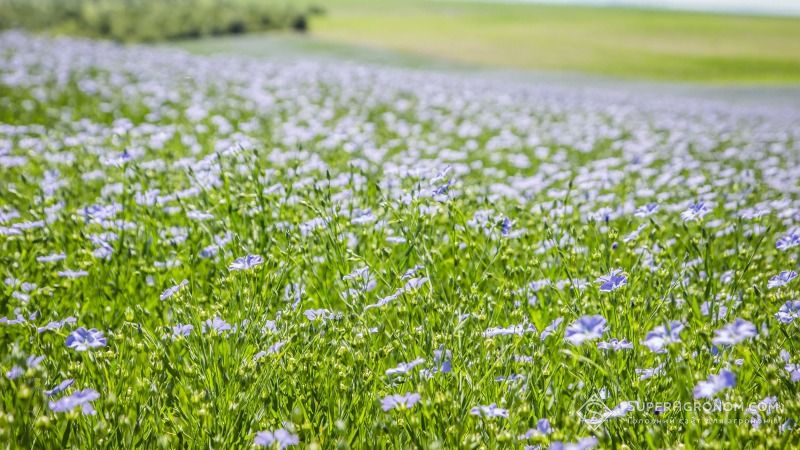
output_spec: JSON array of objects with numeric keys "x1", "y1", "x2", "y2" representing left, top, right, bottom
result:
[
  {"x1": 596, "y1": 269, "x2": 626, "y2": 292},
  {"x1": 66, "y1": 328, "x2": 107, "y2": 351},
  {"x1": 381, "y1": 392, "x2": 421, "y2": 411},
  {"x1": 49, "y1": 388, "x2": 100, "y2": 415},
  {"x1": 254, "y1": 429, "x2": 299, "y2": 449},
  {"x1": 712, "y1": 318, "x2": 757, "y2": 346},
  {"x1": 229, "y1": 254, "x2": 264, "y2": 271},
  {"x1": 565, "y1": 315, "x2": 606, "y2": 346},
  {"x1": 768, "y1": 271, "x2": 797, "y2": 289},
  {"x1": 694, "y1": 369, "x2": 736, "y2": 399}
]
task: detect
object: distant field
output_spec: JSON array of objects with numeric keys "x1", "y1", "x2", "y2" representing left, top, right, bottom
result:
[
  {"x1": 293, "y1": 0, "x2": 800, "y2": 83},
  {"x1": 172, "y1": 32, "x2": 455, "y2": 69}
]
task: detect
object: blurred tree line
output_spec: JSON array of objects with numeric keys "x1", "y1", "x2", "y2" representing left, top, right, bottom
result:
[{"x1": 0, "y1": 0, "x2": 321, "y2": 41}]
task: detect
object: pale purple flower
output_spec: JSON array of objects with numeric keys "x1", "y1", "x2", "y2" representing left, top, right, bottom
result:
[
  {"x1": 712, "y1": 318, "x2": 757, "y2": 346},
  {"x1": 495, "y1": 374, "x2": 526, "y2": 383},
  {"x1": 0, "y1": 308, "x2": 36, "y2": 325},
  {"x1": 37, "y1": 316, "x2": 76, "y2": 333},
  {"x1": 634, "y1": 203, "x2": 659, "y2": 218},
  {"x1": 768, "y1": 271, "x2": 797, "y2": 289},
  {"x1": 171, "y1": 324, "x2": 194, "y2": 338},
  {"x1": 596, "y1": 269, "x2": 626, "y2": 292},
  {"x1": 253, "y1": 341, "x2": 286, "y2": 362},
  {"x1": 500, "y1": 217, "x2": 513, "y2": 236},
  {"x1": 268, "y1": 341, "x2": 287, "y2": 354},
  {"x1": 565, "y1": 315, "x2": 606, "y2": 345},
  {"x1": 537, "y1": 418, "x2": 553, "y2": 435},
  {"x1": 160, "y1": 279, "x2": 188, "y2": 301},
  {"x1": 432, "y1": 179, "x2": 454, "y2": 198},
  {"x1": 343, "y1": 266, "x2": 370, "y2": 281},
  {"x1": 381, "y1": 392, "x2": 421, "y2": 411},
  {"x1": 636, "y1": 364, "x2": 664, "y2": 380},
  {"x1": 365, "y1": 292, "x2": 399, "y2": 311},
  {"x1": 0, "y1": 208, "x2": 19, "y2": 223},
  {"x1": 401, "y1": 265, "x2": 424, "y2": 280},
  {"x1": 0, "y1": 226, "x2": 21, "y2": 236},
  {"x1": 386, "y1": 358, "x2": 425, "y2": 376},
  {"x1": 228, "y1": 255, "x2": 264, "y2": 271},
  {"x1": 777, "y1": 229, "x2": 800, "y2": 251},
  {"x1": 303, "y1": 309, "x2": 341, "y2": 322},
  {"x1": 102, "y1": 149, "x2": 135, "y2": 166},
  {"x1": 483, "y1": 323, "x2": 536, "y2": 337},
  {"x1": 37, "y1": 253, "x2": 66, "y2": 263},
  {"x1": 776, "y1": 301, "x2": 800, "y2": 324},
  {"x1": 642, "y1": 321, "x2": 685, "y2": 353},
  {"x1": 203, "y1": 316, "x2": 231, "y2": 333},
  {"x1": 49, "y1": 388, "x2": 100, "y2": 415},
  {"x1": 402, "y1": 276, "x2": 428, "y2": 292},
  {"x1": 254, "y1": 429, "x2": 299, "y2": 449},
  {"x1": 681, "y1": 201, "x2": 710, "y2": 221},
  {"x1": 65, "y1": 328, "x2": 107, "y2": 351},
  {"x1": 470, "y1": 403, "x2": 509, "y2": 418},
  {"x1": 693, "y1": 369, "x2": 736, "y2": 398},
  {"x1": 623, "y1": 224, "x2": 647, "y2": 243},
  {"x1": 351, "y1": 209, "x2": 376, "y2": 225},
  {"x1": 58, "y1": 269, "x2": 89, "y2": 278},
  {"x1": 421, "y1": 347, "x2": 452, "y2": 378},
  {"x1": 0, "y1": 312, "x2": 27, "y2": 326},
  {"x1": 92, "y1": 244, "x2": 113, "y2": 260},
  {"x1": 45, "y1": 379, "x2": 74, "y2": 397},
  {"x1": 262, "y1": 320, "x2": 278, "y2": 334},
  {"x1": 606, "y1": 401, "x2": 634, "y2": 418},
  {"x1": 520, "y1": 418, "x2": 553, "y2": 439},
  {"x1": 200, "y1": 244, "x2": 220, "y2": 258},
  {"x1": 701, "y1": 301, "x2": 728, "y2": 319},
  {"x1": 540, "y1": 317, "x2": 563, "y2": 340},
  {"x1": 597, "y1": 338, "x2": 633, "y2": 351},
  {"x1": 785, "y1": 364, "x2": 800, "y2": 382},
  {"x1": 6, "y1": 366, "x2": 23, "y2": 380},
  {"x1": 433, "y1": 347, "x2": 452, "y2": 373},
  {"x1": 26, "y1": 355, "x2": 44, "y2": 368},
  {"x1": 187, "y1": 210, "x2": 214, "y2": 221},
  {"x1": 13, "y1": 220, "x2": 44, "y2": 230}
]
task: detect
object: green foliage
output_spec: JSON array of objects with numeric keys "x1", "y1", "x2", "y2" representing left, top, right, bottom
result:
[{"x1": 0, "y1": 0, "x2": 312, "y2": 41}]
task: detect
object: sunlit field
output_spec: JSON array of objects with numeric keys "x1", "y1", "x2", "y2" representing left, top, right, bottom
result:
[
  {"x1": 305, "y1": 0, "x2": 800, "y2": 82},
  {"x1": 2, "y1": 29, "x2": 800, "y2": 448}
]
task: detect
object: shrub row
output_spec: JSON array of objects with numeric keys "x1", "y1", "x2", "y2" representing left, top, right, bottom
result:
[{"x1": 0, "y1": 0, "x2": 317, "y2": 41}]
